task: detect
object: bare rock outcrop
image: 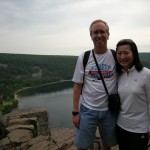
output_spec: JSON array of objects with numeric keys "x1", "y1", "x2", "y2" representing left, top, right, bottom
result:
[
  {"x1": 0, "y1": 107, "x2": 77, "y2": 150},
  {"x1": 0, "y1": 107, "x2": 119, "y2": 150}
]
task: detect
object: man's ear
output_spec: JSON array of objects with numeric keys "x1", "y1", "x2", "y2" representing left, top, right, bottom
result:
[
  {"x1": 90, "y1": 34, "x2": 93, "y2": 41},
  {"x1": 107, "y1": 33, "x2": 110, "y2": 40}
]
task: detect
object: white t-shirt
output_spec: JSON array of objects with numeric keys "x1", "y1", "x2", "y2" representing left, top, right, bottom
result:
[
  {"x1": 72, "y1": 49, "x2": 117, "y2": 111},
  {"x1": 117, "y1": 66, "x2": 150, "y2": 133}
]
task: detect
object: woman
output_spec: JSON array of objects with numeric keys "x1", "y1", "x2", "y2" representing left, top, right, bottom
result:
[{"x1": 115, "y1": 39, "x2": 150, "y2": 150}]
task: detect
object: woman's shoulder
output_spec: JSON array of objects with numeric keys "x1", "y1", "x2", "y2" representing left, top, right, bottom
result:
[
  {"x1": 140, "y1": 67, "x2": 150, "y2": 79},
  {"x1": 142, "y1": 67, "x2": 150, "y2": 73}
]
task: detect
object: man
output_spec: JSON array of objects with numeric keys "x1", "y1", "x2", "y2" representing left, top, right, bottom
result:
[{"x1": 72, "y1": 19, "x2": 117, "y2": 150}]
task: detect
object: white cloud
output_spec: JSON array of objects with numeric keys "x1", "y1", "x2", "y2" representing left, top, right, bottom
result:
[{"x1": 0, "y1": 0, "x2": 150, "y2": 55}]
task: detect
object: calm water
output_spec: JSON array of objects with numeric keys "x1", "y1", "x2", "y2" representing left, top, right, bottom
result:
[{"x1": 18, "y1": 81, "x2": 74, "y2": 128}]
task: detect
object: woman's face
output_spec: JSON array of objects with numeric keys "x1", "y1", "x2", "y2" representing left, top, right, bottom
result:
[{"x1": 117, "y1": 44, "x2": 134, "y2": 71}]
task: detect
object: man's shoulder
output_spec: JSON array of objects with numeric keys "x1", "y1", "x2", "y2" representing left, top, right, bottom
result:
[
  {"x1": 108, "y1": 49, "x2": 116, "y2": 62},
  {"x1": 83, "y1": 50, "x2": 91, "y2": 70}
]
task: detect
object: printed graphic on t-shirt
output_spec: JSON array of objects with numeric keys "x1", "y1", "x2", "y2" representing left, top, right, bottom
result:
[{"x1": 88, "y1": 63, "x2": 113, "y2": 80}]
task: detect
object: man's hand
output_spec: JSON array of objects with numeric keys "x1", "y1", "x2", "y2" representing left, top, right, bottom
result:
[
  {"x1": 148, "y1": 132, "x2": 150, "y2": 139},
  {"x1": 73, "y1": 114, "x2": 80, "y2": 128}
]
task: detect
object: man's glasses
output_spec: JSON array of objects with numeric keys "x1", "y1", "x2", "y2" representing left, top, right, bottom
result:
[{"x1": 92, "y1": 30, "x2": 107, "y2": 36}]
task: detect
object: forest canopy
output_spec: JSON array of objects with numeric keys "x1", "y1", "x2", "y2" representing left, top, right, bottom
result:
[{"x1": 0, "y1": 52, "x2": 150, "y2": 101}]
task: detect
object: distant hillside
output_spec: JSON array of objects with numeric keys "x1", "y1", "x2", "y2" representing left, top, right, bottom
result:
[
  {"x1": 0, "y1": 52, "x2": 149, "y2": 115},
  {"x1": 139, "y1": 52, "x2": 150, "y2": 68},
  {"x1": 0, "y1": 53, "x2": 77, "y2": 100},
  {"x1": 0, "y1": 52, "x2": 150, "y2": 101}
]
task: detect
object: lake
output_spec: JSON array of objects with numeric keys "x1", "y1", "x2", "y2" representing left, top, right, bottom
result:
[{"x1": 18, "y1": 81, "x2": 74, "y2": 128}]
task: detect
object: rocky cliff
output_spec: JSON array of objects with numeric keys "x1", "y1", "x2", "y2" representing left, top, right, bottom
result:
[{"x1": 0, "y1": 107, "x2": 120, "y2": 150}]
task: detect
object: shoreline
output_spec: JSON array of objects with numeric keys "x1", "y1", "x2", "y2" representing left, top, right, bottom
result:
[{"x1": 14, "y1": 79, "x2": 72, "y2": 102}]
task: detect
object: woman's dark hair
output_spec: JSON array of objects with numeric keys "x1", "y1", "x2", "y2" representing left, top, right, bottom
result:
[{"x1": 116, "y1": 39, "x2": 143, "y2": 74}]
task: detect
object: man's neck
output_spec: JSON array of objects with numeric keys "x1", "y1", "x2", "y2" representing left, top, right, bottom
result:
[{"x1": 94, "y1": 47, "x2": 108, "y2": 54}]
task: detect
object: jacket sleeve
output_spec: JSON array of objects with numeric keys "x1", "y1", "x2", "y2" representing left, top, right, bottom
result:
[{"x1": 145, "y1": 69, "x2": 150, "y2": 131}]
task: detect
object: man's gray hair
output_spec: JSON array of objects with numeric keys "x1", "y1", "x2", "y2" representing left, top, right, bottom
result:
[{"x1": 89, "y1": 19, "x2": 109, "y2": 35}]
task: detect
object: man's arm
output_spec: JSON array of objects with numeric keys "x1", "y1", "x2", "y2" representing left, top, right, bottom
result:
[{"x1": 72, "y1": 82, "x2": 82, "y2": 128}]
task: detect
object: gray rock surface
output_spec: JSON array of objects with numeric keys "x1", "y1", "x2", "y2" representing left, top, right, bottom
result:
[{"x1": 0, "y1": 107, "x2": 119, "y2": 150}]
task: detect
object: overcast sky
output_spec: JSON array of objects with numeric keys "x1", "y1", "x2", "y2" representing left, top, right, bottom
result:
[{"x1": 0, "y1": 0, "x2": 150, "y2": 56}]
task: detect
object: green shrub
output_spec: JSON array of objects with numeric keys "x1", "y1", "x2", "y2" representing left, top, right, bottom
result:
[{"x1": 0, "y1": 99, "x2": 18, "y2": 115}]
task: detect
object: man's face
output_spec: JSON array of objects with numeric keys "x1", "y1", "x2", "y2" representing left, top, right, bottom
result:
[{"x1": 90, "y1": 22, "x2": 109, "y2": 48}]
